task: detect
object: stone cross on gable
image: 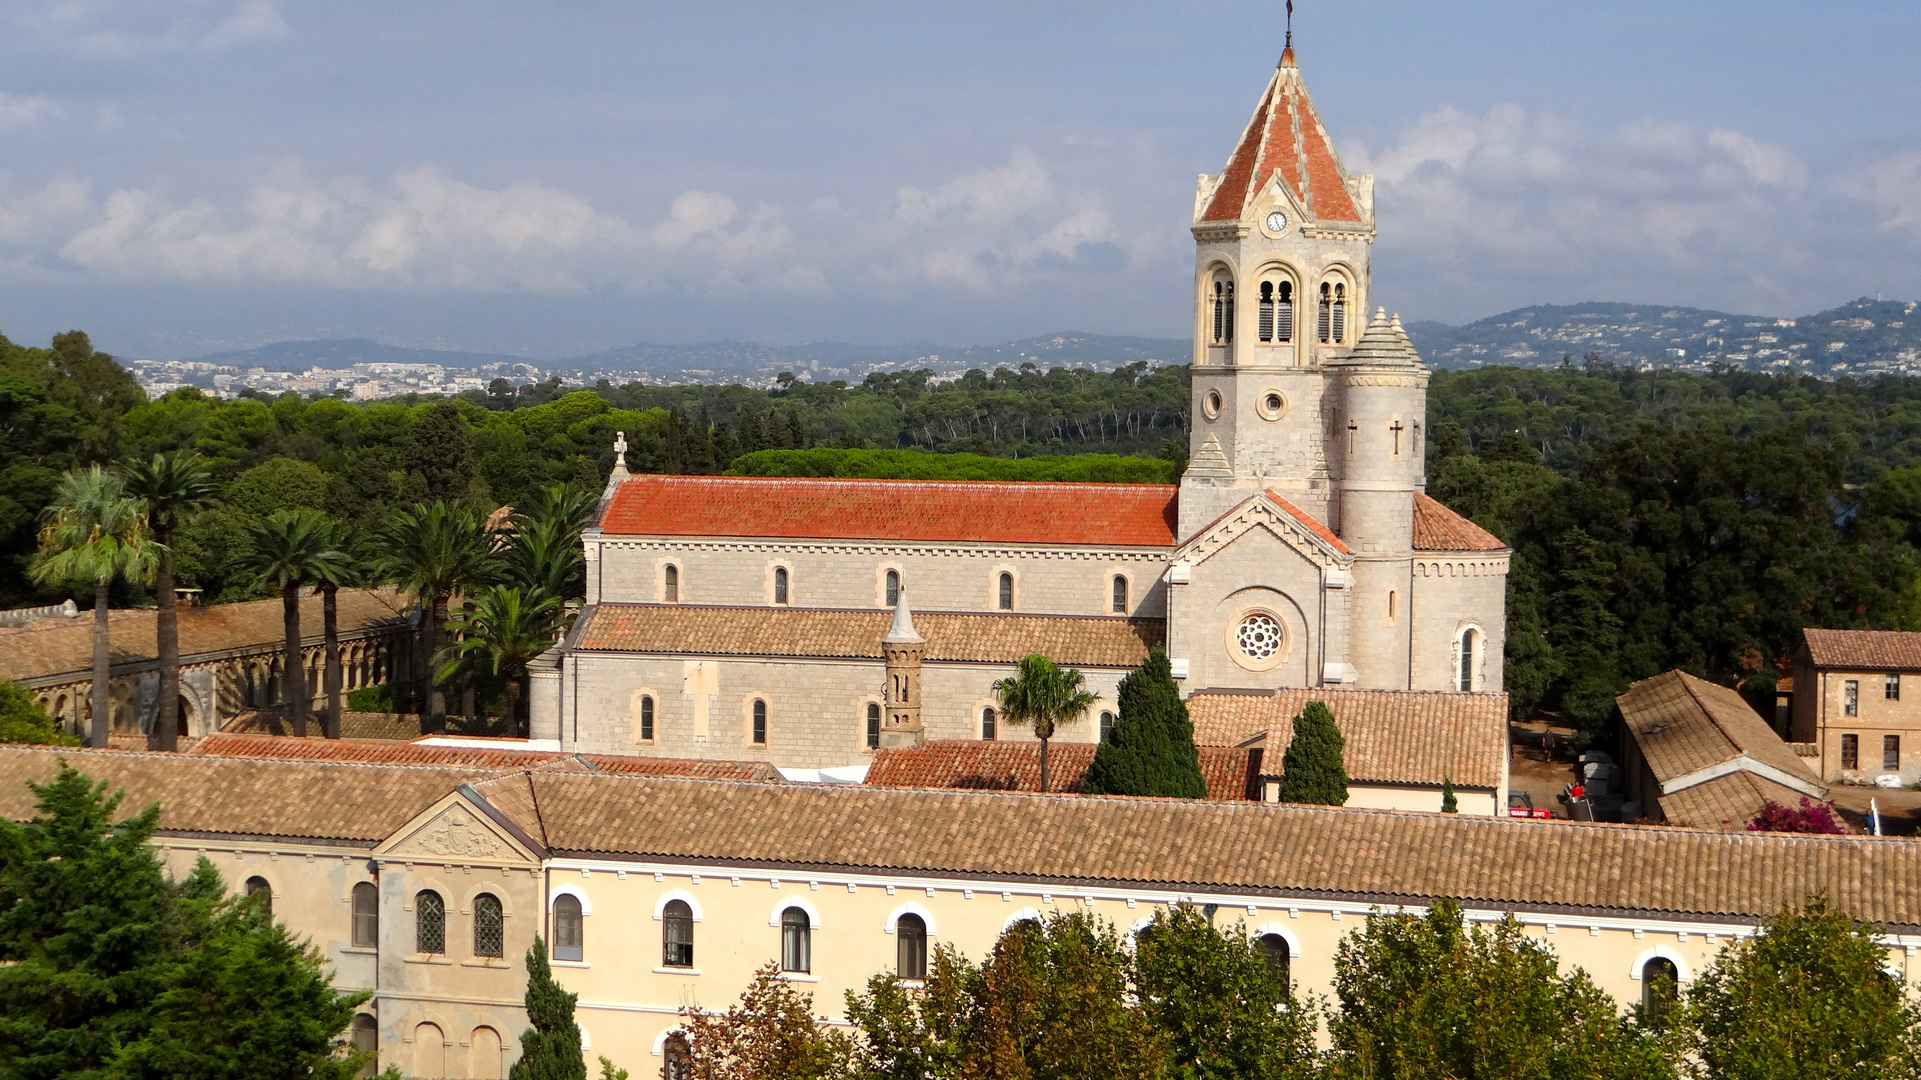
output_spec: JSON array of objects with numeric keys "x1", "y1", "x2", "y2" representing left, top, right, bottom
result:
[{"x1": 613, "y1": 431, "x2": 628, "y2": 466}]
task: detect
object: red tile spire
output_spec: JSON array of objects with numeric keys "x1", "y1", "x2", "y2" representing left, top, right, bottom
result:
[{"x1": 1199, "y1": 48, "x2": 1362, "y2": 225}]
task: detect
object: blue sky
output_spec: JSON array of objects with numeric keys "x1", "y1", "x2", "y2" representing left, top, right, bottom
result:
[{"x1": 0, "y1": 1, "x2": 1917, "y2": 359}]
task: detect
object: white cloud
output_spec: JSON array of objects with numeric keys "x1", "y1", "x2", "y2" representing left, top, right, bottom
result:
[
  {"x1": 1343, "y1": 105, "x2": 1915, "y2": 316},
  {"x1": 198, "y1": 0, "x2": 287, "y2": 51},
  {"x1": 1863, "y1": 151, "x2": 1921, "y2": 234},
  {"x1": 21, "y1": 0, "x2": 288, "y2": 55},
  {"x1": 0, "y1": 92, "x2": 62, "y2": 130},
  {"x1": 19, "y1": 148, "x2": 1131, "y2": 303}
]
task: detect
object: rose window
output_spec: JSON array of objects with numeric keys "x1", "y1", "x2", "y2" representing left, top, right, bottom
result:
[{"x1": 1237, "y1": 613, "x2": 1282, "y2": 660}]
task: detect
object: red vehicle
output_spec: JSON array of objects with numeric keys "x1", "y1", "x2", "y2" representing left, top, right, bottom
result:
[{"x1": 1507, "y1": 792, "x2": 1553, "y2": 819}]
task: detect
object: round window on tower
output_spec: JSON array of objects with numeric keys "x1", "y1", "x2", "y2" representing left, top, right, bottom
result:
[
  {"x1": 1225, "y1": 607, "x2": 1289, "y2": 672},
  {"x1": 1257, "y1": 389, "x2": 1289, "y2": 421},
  {"x1": 1201, "y1": 389, "x2": 1223, "y2": 421}
]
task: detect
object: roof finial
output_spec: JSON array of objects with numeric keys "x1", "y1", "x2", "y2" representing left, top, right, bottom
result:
[{"x1": 1279, "y1": 0, "x2": 1296, "y2": 66}]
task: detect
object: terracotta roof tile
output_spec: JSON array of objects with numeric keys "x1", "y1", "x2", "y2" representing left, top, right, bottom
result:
[
  {"x1": 6, "y1": 747, "x2": 1918, "y2": 929},
  {"x1": 1659, "y1": 771, "x2": 1826, "y2": 833},
  {"x1": 598, "y1": 475, "x2": 1179, "y2": 548},
  {"x1": 574, "y1": 604, "x2": 1162, "y2": 669},
  {"x1": 0, "y1": 588, "x2": 412, "y2": 683},
  {"x1": 1411, "y1": 493, "x2": 1506, "y2": 552},
  {"x1": 1618, "y1": 671, "x2": 1823, "y2": 792},
  {"x1": 1187, "y1": 687, "x2": 1507, "y2": 790},
  {"x1": 0, "y1": 745, "x2": 490, "y2": 844},
  {"x1": 185, "y1": 732, "x2": 781, "y2": 781},
  {"x1": 518, "y1": 771, "x2": 1921, "y2": 930},
  {"x1": 1801, "y1": 628, "x2": 1921, "y2": 671},
  {"x1": 1200, "y1": 54, "x2": 1361, "y2": 225},
  {"x1": 1264, "y1": 489, "x2": 1350, "y2": 554},
  {"x1": 865, "y1": 740, "x2": 1260, "y2": 800}
]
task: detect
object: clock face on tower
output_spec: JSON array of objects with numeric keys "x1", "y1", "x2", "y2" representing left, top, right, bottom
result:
[{"x1": 1263, "y1": 211, "x2": 1288, "y2": 236}]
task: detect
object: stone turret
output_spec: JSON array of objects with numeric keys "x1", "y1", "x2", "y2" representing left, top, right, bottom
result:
[
  {"x1": 1331, "y1": 308, "x2": 1429, "y2": 689},
  {"x1": 880, "y1": 591, "x2": 925, "y2": 749}
]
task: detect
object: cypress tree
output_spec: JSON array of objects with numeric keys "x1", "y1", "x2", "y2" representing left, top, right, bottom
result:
[
  {"x1": 1277, "y1": 700, "x2": 1348, "y2": 805},
  {"x1": 1082, "y1": 647, "x2": 1207, "y2": 798},
  {"x1": 511, "y1": 938, "x2": 586, "y2": 1080},
  {"x1": 1441, "y1": 776, "x2": 1459, "y2": 813}
]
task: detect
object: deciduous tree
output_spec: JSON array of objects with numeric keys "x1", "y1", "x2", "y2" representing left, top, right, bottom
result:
[{"x1": 1133, "y1": 902, "x2": 1319, "y2": 1080}]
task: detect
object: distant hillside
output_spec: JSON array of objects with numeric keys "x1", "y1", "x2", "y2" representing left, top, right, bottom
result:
[
  {"x1": 188, "y1": 338, "x2": 530, "y2": 372},
  {"x1": 558, "y1": 331, "x2": 1190, "y2": 384},
  {"x1": 1405, "y1": 298, "x2": 1921, "y2": 376}
]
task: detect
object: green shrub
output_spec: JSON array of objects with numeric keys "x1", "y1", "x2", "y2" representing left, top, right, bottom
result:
[
  {"x1": 0, "y1": 681, "x2": 79, "y2": 745},
  {"x1": 345, "y1": 682, "x2": 395, "y2": 713}
]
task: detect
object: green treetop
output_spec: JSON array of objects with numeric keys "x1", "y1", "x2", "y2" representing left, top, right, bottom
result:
[
  {"x1": 1082, "y1": 647, "x2": 1207, "y2": 799},
  {"x1": 1277, "y1": 700, "x2": 1348, "y2": 806}
]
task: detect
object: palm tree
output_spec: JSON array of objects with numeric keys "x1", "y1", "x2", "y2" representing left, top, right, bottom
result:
[
  {"x1": 993, "y1": 653, "x2": 1098, "y2": 794},
  {"x1": 242, "y1": 509, "x2": 349, "y2": 738},
  {"x1": 439, "y1": 586, "x2": 561, "y2": 737},
  {"x1": 310, "y1": 518, "x2": 360, "y2": 739},
  {"x1": 505, "y1": 515, "x2": 586, "y2": 602},
  {"x1": 376, "y1": 502, "x2": 502, "y2": 734},
  {"x1": 123, "y1": 450, "x2": 217, "y2": 751},
  {"x1": 29, "y1": 466, "x2": 158, "y2": 748}
]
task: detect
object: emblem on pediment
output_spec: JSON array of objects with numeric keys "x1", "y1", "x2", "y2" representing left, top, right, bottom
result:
[{"x1": 402, "y1": 807, "x2": 505, "y2": 859}]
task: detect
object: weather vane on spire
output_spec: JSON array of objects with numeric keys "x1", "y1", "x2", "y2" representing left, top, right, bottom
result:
[{"x1": 1285, "y1": 0, "x2": 1293, "y2": 51}]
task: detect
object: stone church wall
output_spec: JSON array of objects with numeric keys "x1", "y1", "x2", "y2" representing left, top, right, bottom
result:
[
  {"x1": 1169, "y1": 525, "x2": 1334, "y2": 692},
  {"x1": 1409, "y1": 557, "x2": 1510, "y2": 693},
  {"x1": 590, "y1": 539, "x2": 1170, "y2": 618}
]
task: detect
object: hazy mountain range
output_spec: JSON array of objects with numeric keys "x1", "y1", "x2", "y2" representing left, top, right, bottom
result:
[{"x1": 170, "y1": 297, "x2": 1921, "y2": 386}]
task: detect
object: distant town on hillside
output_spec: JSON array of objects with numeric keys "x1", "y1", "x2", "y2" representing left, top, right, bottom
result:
[{"x1": 122, "y1": 296, "x2": 1921, "y2": 399}]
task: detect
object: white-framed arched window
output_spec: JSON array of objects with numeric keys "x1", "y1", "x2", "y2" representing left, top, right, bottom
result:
[{"x1": 1455, "y1": 624, "x2": 1484, "y2": 692}]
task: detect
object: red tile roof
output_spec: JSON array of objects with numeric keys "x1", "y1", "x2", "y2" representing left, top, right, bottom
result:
[
  {"x1": 598, "y1": 475, "x2": 1179, "y2": 548},
  {"x1": 185, "y1": 731, "x2": 781, "y2": 781},
  {"x1": 1265, "y1": 489, "x2": 1351, "y2": 554},
  {"x1": 1201, "y1": 53, "x2": 1362, "y2": 225},
  {"x1": 1412, "y1": 493, "x2": 1507, "y2": 552},
  {"x1": 1801, "y1": 628, "x2": 1921, "y2": 672},
  {"x1": 864, "y1": 740, "x2": 1260, "y2": 801}
]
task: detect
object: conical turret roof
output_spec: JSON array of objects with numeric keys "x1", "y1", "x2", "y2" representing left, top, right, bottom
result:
[
  {"x1": 884, "y1": 590, "x2": 923, "y2": 645},
  {"x1": 1199, "y1": 49, "x2": 1363, "y2": 225},
  {"x1": 1338, "y1": 308, "x2": 1420, "y2": 366}
]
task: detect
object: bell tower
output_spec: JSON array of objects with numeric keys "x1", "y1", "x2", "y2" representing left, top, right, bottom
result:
[{"x1": 1180, "y1": 45, "x2": 1376, "y2": 538}]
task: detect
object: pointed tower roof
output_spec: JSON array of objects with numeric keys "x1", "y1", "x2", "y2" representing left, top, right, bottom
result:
[
  {"x1": 1338, "y1": 308, "x2": 1421, "y2": 367},
  {"x1": 884, "y1": 590, "x2": 924, "y2": 645},
  {"x1": 1199, "y1": 49, "x2": 1363, "y2": 225}
]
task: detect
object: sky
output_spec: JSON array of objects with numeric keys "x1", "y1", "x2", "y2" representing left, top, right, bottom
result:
[{"x1": 0, "y1": 0, "x2": 1917, "y2": 360}]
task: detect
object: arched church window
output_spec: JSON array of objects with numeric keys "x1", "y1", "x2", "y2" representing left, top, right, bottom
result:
[
  {"x1": 664, "y1": 564, "x2": 679, "y2": 603},
  {"x1": 662, "y1": 900, "x2": 695, "y2": 968},
  {"x1": 981, "y1": 707, "x2": 997, "y2": 741},
  {"x1": 1259, "y1": 282, "x2": 1275, "y2": 342},
  {"x1": 1642, "y1": 956, "x2": 1678, "y2": 1023},
  {"x1": 1212, "y1": 281, "x2": 1227, "y2": 344},
  {"x1": 1112, "y1": 575, "x2": 1128, "y2": 614},
  {"x1": 1318, "y1": 282, "x2": 1332, "y2": 343},
  {"x1": 416, "y1": 890, "x2": 445, "y2": 955},
  {"x1": 1224, "y1": 282, "x2": 1234, "y2": 343},
  {"x1": 998, "y1": 572, "x2": 1014, "y2": 611},
  {"x1": 753, "y1": 699, "x2": 768, "y2": 744},
  {"x1": 1258, "y1": 933, "x2": 1292, "y2": 985},
  {"x1": 1099, "y1": 711, "x2": 1115, "y2": 743},
  {"x1": 640, "y1": 695, "x2": 654, "y2": 740},
  {"x1": 245, "y1": 876, "x2": 271, "y2": 919},
  {"x1": 866, "y1": 702, "x2": 881, "y2": 750},
  {"x1": 1458, "y1": 628, "x2": 1478, "y2": 692},
  {"x1": 885, "y1": 569, "x2": 900, "y2": 607},
  {"x1": 473, "y1": 893, "x2": 504, "y2": 958},
  {"x1": 1332, "y1": 282, "x2": 1347, "y2": 343},
  {"x1": 1276, "y1": 281, "x2": 1294, "y2": 342},
  {"x1": 773, "y1": 566, "x2": 789, "y2": 605},
  {"x1": 352, "y1": 881, "x2": 378, "y2": 947},
  {"x1": 897, "y1": 913, "x2": 928, "y2": 979}
]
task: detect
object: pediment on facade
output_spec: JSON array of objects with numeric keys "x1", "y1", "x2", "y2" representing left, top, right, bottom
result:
[
  {"x1": 374, "y1": 789, "x2": 540, "y2": 865},
  {"x1": 1175, "y1": 491, "x2": 1352, "y2": 571},
  {"x1": 1250, "y1": 171, "x2": 1310, "y2": 227}
]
